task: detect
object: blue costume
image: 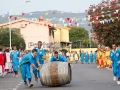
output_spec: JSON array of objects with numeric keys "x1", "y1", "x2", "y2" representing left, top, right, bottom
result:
[
  {"x1": 93, "y1": 52, "x2": 97, "y2": 62},
  {"x1": 117, "y1": 63, "x2": 120, "y2": 78},
  {"x1": 110, "y1": 49, "x2": 120, "y2": 77},
  {"x1": 81, "y1": 53, "x2": 85, "y2": 63},
  {"x1": 19, "y1": 53, "x2": 36, "y2": 82},
  {"x1": 10, "y1": 50, "x2": 20, "y2": 72},
  {"x1": 85, "y1": 53, "x2": 89, "y2": 63},
  {"x1": 33, "y1": 48, "x2": 45, "y2": 78},
  {"x1": 50, "y1": 54, "x2": 67, "y2": 62},
  {"x1": 90, "y1": 53, "x2": 93, "y2": 63}
]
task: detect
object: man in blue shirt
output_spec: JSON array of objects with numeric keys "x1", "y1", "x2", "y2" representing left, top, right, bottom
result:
[
  {"x1": 90, "y1": 51, "x2": 93, "y2": 63},
  {"x1": 50, "y1": 51, "x2": 69, "y2": 62},
  {"x1": 20, "y1": 49, "x2": 39, "y2": 88},
  {"x1": 81, "y1": 51, "x2": 85, "y2": 64},
  {"x1": 33, "y1": 41, "x2": 45, "y2": 82},
  {"x1": 110, "y1": 43, "x2": 120, "y2": 81},
  {"x1": 10, "y1": 46, "x2": 20, "y2": 77}
]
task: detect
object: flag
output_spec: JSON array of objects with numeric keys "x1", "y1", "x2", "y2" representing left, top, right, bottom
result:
[{"x1": 22, "y1": 12, "x2": 25, "y2": 16}]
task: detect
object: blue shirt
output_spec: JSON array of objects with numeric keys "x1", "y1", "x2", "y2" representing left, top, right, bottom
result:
[
  {"x1": 33, "y1": 47, "x2": 45, "y2": 64},
  {"x1": 10, "y1": 50, "x2": 20, "y2": 63},
  {"x1": 85, "y1": 54, "x2": 89, "y2": 60},
  {"x1": 90, "y1": 53, "x2": 93, "y2": 58},
  {"x1": 110, "y1": 49, "x2": 120, "y2": 65},
  {"x1": 20, "y1": 53, "x2": 35, "y2": 67},
  {"x1": 50, "y1": 54, "x2": 67, "y2": 62},
  {"x1": 93, "y1": 53, "x2": 97, "y2": 59},
  {"x1": 81, "y1": 53, "x2": 84, "y2": 59}
]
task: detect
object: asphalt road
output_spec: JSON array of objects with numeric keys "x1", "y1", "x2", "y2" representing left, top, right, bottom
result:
[{"x1": 0, "y1": 63, "x2": 120, "y2": 90}]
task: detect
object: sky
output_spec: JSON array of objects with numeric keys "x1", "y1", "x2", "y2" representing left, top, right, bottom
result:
[{"x1": 0, "y1": 0, "x2": 102, "y2": 15}]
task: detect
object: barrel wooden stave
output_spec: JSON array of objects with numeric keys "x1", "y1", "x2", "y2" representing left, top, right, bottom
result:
[{"x1": 40, "y1": 62, "x2": 72, "y2": 87}]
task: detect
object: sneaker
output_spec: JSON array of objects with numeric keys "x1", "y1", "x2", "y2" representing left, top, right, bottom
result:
[
  {"x1": 117, "y1": 81, "x2": 120, "y2": 85},
  {"x1": 28, "y1": 83, "x2": 34, "y2": 88},
  {"x1": 16, "y1": 75, "x2": 18, "y2": 78},
  {"x1": 113, "y1": 76, "x2": 117, "y2": 81},
  {"x1": 24, "y1": 82, "x2": 28, "y2": 86},
  {"x1": 1, "y1": 74, "x2": 4, "y2": 78},
  {"x1": 97, "y1": 66, "x2": 100, "y2": 68}
]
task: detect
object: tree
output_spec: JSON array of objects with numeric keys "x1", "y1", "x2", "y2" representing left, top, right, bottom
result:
[
  {"x1": 0, "y1": 28, "x2": 26, "y2": 50},
  {"x1": 88, "y1": 0, "x2": 120, "y2": 47},
  {"x1": 69, "y1": 26, "x2": 96, "y2": 48}
]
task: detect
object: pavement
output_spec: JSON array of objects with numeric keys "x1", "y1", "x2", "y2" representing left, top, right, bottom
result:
[{"x1": 0, "y1": 62, "x2": 120, "y2": 90}]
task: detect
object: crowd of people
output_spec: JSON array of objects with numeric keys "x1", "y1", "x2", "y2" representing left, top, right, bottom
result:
[
  {"x1": 0, "y1": 41, "x2": 120, "y2": 87},
  {"x1": 0, "y1": 47, "x2": 29, "y2": 77}
]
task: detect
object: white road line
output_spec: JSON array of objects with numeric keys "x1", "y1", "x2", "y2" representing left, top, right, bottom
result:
[
  {"x1": 20, "y1": 82, "x2": 23, "y2": 83},
  {"x1": 16, "y1": 86, "x2": 19, "y2": 88},
  {"x1": 13, "y1": 88, "x2": 17, "y2": 90}
]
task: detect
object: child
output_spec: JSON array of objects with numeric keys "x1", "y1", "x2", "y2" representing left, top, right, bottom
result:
[{"x1": 117, "y1": 61, "x2": 120, "y2": 85}]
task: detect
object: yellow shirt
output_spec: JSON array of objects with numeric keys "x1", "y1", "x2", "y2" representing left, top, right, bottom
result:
[
  {"x1": 105, "y1": 51, "x2": 110, "y2": 57},
  {"x1": 97, "y1": 51, "x2": 101, "y2": 59},
  {"x1": 46, "y1": 53, "x2": 49, "y2": 58},
  {"x1": 101, "y1": 51, "x2": 105, "y2": 59}
]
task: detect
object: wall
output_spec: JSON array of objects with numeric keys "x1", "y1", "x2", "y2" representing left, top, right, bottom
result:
[
  {"x1": 60, "y1": 29, "x2": 69, "y2": 42},
  {"x1": 20, "y1": 22, "x2": 50, "y2": 50},
  {"x1": 71, "y1": 48, "x2": 97, "y2": 54},
  {"x1": 54, "y1": 29, "x2": 61, "y2": 42},
  {"x1": 54, "y1": 29, "x2": 61, "y2": 48}
]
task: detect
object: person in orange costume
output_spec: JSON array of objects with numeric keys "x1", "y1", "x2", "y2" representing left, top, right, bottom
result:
[
  {"x1": 97, "y1": 48, "x2": 102, "y2": 68},
  {"x1": 100, "y1": 48, "x2": 106, "y2": 68}
]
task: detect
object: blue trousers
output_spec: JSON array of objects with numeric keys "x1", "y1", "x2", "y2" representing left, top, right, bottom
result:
[
  {"x1": 85, "y1": 59, "x2": 89, "y2": 63},
  {"x1": 12, "y1": 62, "x2": 19, "y2": 72},
  {"x1": 113, "y1": 65, "x2": 117, "y2": 76},
  {"x1": 81, "y1": 58, "x2": 84, "y2": 63},
  {"x1": 20, "y1": 65, "x2": 32, "y2": 82},
  {"x1": 117, "y1": 66, "x2": 120, "y2": 78},
  {"x1": 90, "y1": 58, "x2": 93, "y2": 63},
  {"x1": 33, "y1": 68, "x2": 40, "y2": 78}
]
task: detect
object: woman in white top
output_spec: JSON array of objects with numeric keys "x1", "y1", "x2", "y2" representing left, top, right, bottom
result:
[
  {"x1": 74, "y1": 52, "x2": 79, "y2": 64},
  {"x1": 5, "y1": 49, "x2": 12, "y2": 73}
]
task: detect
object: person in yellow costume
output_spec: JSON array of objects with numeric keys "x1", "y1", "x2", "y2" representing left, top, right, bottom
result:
[
  {"x1": 97, "y1": 48, "x2": 102, "y2": 68},
  {"x1": 59, "y1": 50, "x2": 62, "y2": 54},
  {"x1": 105, "y1": 47, "x2": 112, "y2": 69},
  {"x1": 70, "y1": 51, "x2": 74, "y2": 63},
  {"x1": 100, "y1": 48, "x2": 106, "y2": 68}
]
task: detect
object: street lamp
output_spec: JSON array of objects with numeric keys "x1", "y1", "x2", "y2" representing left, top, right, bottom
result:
[
  {"x1": 89, "y1": 32, "x2": 92, "y2": 51},
  {"x1": 9, "y1": 0, "x2": 30, "y2": 49}
]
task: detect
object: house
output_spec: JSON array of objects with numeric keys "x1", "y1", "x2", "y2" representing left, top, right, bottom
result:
[
  {"x1": 0, "y1": 18, "x2": 71, "y2": 51},
  {"x1": 54, "y1": 26, "x2": 72, "y2": 51},
  {"x1": 0, "y1": 19, "x2": 56, "y2": 50}
]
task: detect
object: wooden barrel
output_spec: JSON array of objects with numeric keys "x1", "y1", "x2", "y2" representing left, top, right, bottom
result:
[{"x1": 40, "y1": 62, "x2": 72, "y2": 87}]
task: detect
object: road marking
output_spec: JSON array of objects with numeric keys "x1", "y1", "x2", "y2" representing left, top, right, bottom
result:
[
  {"x1": 18, "y1": 84, "x2": 21, "y2": 85},
  {"x1": 13, "y1": 88, "x2": 17, "y2": 90},
  {"x1": 16, "y1": 86, "x2": 19, "y2": 88},
  {"x1": 20, "y1": 82, "x2": 23, "y2": 83}
]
